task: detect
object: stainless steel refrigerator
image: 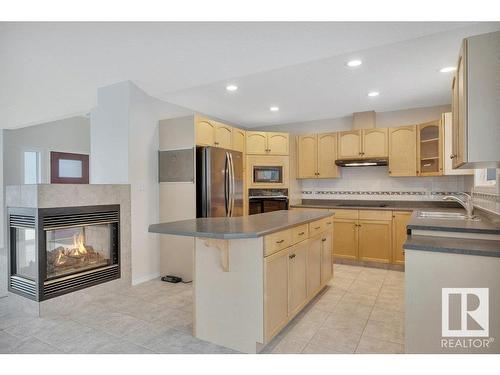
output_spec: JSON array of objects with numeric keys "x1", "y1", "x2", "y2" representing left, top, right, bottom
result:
[{"x1": 196, "y1": 146, "x2": 243, "y2": 217}]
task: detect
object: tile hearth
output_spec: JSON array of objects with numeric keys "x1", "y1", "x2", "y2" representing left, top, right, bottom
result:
[{"x1": 0, "y1": 264, "x2": 404, "y2": 354}]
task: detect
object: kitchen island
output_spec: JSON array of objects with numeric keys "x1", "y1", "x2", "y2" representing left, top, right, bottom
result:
[{"x1": 149, "y1": 210, "x2": 334, "y2": 353}]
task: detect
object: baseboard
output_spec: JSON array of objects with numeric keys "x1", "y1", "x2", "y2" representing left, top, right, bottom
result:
[{"x1": 132, "y1": 272, "x2": 161, "y2": 286}]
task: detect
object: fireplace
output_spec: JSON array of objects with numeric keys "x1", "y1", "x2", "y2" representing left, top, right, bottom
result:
[{"x1": 8, "y1": 205, "x2": 120, "y2": 301}]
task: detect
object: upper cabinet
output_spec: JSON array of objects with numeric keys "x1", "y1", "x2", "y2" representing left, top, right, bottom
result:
[
  {"x1": 337, "y1": 130, "x2": 361, "y2": 159},
  {"x1": 337, "y1": 128, "x2": 388, "y2": 159},
  {"x1": 416, "y1": 120, "x2": 443, "y2": 176},
  {"x1": 388, "y1": 126, "x2": 417, "y2": 177},
  {"x1": 246, "y1": 131, "x2": 289, "y2": 155},
  {"x1": 442, "y1": 112, "x2": 474, "y2": 176},
  {"x1": 297, "y1": 133, "x2": 339, "y2": 179},
  {"x1": 362, "y1": 128, "x2": 388, "y2": 158},
  {"x1": 451, "y1": 31, "x2": 500, "y2": 169},
  {"x1": 195, "y1": 115, "x2": 246, "y2": 153}
]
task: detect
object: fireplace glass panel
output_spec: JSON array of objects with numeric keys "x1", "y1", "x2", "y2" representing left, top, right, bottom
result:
[
  {"x1": 15, "y1": 227, "x2": 37, "y2": 280},
  {"x1": 46, "y1": 224, "x2": 113, "y2": 279}
]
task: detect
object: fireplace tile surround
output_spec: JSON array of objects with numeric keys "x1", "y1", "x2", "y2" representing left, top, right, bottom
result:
[{"x1": 4, "y1": 184, "x2": 131, "y2": 317}]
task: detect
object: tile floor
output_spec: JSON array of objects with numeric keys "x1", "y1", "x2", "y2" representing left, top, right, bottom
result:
[{"x1": 0, "y1": 264, "x2": 404, "y2": 354}]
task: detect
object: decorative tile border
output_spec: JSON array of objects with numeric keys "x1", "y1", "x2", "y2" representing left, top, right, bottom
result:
[
  {"x1": 473, "y1": 191, "x2": 500, "y2": 202},
  {"x1": 300, "y1": 190, "x2": 465, "y2": 201}
]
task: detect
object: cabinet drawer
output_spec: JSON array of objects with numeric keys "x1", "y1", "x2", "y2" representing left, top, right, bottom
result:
[
  {"x1": 291, "y1": 224, "x2": 309, "y2": 244},
  {"x1": 309, "y1": 220, "x2": 326, "y2": 237},
  {"x1": 331, "y1": 209, "x2": 358, "y2": 220},
  {"x1": 264, "y1": 229, "x2": 292, "y2": 256},
  {"x1": 322, "y1": 216, "x2": 334, "y2": 231},
  {"x1": 359, "y1": 210, "x2": 392, "y2": 221}
]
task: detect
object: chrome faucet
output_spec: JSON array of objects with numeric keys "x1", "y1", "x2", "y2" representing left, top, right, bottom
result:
[{"x1": 443, "y1": 193, "x2": 475, "y2": 219}]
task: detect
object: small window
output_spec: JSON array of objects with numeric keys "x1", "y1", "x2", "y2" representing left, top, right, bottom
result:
[
  {"x1": 475, "y1": 168, "x2": 497, "y2": 188},
  {"x1": 50, "y1": 152, "x2": 89, "y2": 184},
  {"x1": 23, "y1": 151, "x2": 41, "y2": 184}
]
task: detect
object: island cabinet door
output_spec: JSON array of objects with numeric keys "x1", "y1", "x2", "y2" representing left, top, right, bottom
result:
[
  {"x1": 264, "y1": 248, "x2": 289, "y2": 342},
  {"x1": 320, "y1": 230, "x2": 333, "y2": 285},
  {"x1": 392, "y1": 211, "x2": 412, "y2": 265},
  {"x1": 288, "y1": 241, "x2": 308, "y2": 316},
  {"x1": 306, "y1": 235, "x2": 322, "y2": 298}
]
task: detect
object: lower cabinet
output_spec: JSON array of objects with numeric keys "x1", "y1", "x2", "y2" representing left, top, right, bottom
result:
[
  {"x1": 306, "y1": 235, "x2": 322, "y2": 297},
  {"x1": 332, "y1": 219, "x2": 358, "y2": 260},
  {"x1": 320, "y1": 231, "x2": 333, "y2": 285},
  {"x1": 264, "y1": 249, "x2": 289, "y2": 341},
  {"x1": 358, "y1": 220, "x2": 392, "y2": 263},
  {"x1": 392, "y1": 211, "x2": 412, "y2": 265},
  {"x1": 288, "y1": 241, "x2": 308, "y2": 316}
]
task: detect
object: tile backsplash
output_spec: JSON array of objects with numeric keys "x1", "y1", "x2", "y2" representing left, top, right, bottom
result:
[{"x1": 300, "y1": 166, "x2": 473, "y2": 201}]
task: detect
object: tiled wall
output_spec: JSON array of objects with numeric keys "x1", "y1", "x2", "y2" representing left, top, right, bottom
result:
[{"x1": 301, "y1": 166, "x2": 474, "y2": 201}]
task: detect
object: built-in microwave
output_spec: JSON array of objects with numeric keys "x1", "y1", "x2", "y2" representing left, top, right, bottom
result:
[{"x1": 253, "y1": 166, "x2": 283, "y2": 183}]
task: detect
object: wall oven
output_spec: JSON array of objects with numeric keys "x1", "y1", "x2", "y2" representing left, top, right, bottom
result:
[{"x1": 248, "y1": 189, "x2": 289, "y2": 215}]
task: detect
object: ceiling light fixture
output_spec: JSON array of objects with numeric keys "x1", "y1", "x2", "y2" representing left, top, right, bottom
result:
[
  {"x1": 346, "y1": 59, "x2": 362, "y2": 67},
  {"x1": 439, "y1": 66, "x2": 456, "y2": 73},
  {"x1": 226, "y1": 84, "x2": 238, "y2": 92},
  {"x1": 368, "y1": 91, "x2": 380, "y2": 97},
  {"x1": 269, "y1": 106, "x2": 279, "y2": 112}
]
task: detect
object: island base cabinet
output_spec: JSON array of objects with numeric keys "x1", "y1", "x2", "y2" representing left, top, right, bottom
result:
[
  {"x1": 306, "y1": 236, "x2": 322, "y2": 298},
  {"x1": 320, "y1": 231, "x2": 333, "y2": 285},
  {"x1": 264, "y1": 249, "x2": 289, "y2": 342},
  {"x1": 288, "y1": 242, "x2": 308, "y2": 316}
]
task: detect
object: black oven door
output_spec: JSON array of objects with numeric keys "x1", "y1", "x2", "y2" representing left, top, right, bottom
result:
[{"x1": 249, "y1": 197, "x2": 288, "y2": 215}]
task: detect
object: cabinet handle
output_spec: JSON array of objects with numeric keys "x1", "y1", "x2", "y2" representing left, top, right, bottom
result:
[
  {"x1": 276, "y1": 239, "x2": 284, "y2": 244},
  {"x1": 388, "y1": 170, "x2": 392, "y2": 174},
  {"x1": 314, "y1": 226, "x2": 321, "y2": 230},
  {"x1": 298, "y1": 232, "x2": 305, "y2": 235},
  {"x1": 326, "y1": 221, "x2": 332, "y2": 225},
  {"x1": 450, "y1": 154, "x2": 456, "y2": 159},
  {"x1": 214, "y1": 142, "x2": 219, "y2": 146},
  {"x1": 322, "y1": 238, "x2": 327, "y2": 242},
  {"x1": 289, "y1": 254, "x2": 296, "y2": 259}
]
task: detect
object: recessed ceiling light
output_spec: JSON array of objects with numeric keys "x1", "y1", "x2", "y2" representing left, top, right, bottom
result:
[
  {"x1": 269, "y1": 106, "x2": 279, "y2": 112},
  {"x1": 368, "y1": 91, "x2": 380, "y2": 97},
  {"x1": 226, "y1": 84, "x2": 238, "y2": 92},
  {"x1": 346, "y1": 59, "x2": 362, "y2": 67},
  {"x1": 439, "y1": 66, "x2": 456, "y2": 73}
]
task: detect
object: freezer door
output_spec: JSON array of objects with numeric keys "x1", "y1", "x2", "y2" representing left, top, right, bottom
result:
[
  {"x1": 228, "y1": 149, "x2": 244, "y2": 217},
  {"x1": 208, "y1": 147, "x2": 230, "y2": 217}
]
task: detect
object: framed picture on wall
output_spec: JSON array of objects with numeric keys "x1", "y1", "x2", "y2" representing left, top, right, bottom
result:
[{"x1": 50, "y1": 151, "x2": 89, "y2": 184}]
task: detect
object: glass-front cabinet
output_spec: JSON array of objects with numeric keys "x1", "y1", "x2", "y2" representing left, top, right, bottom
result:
[{"x1": 417, "y1": 120, "x2": 443, "y2": 176}]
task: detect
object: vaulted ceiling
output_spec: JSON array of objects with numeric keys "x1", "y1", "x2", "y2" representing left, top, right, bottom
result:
[{"x1": 1, "y1": 22, "x2": 499, "y2": 129}]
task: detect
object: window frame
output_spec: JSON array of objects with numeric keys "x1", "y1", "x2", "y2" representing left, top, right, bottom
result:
[{"x1": 50, "y1": 151, "x2": 89, "y2": 184}]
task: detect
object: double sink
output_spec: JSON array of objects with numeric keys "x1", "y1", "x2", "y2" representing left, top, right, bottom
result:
[{"x1": 417, "y1": 211, "x2": 481, "y2": 221}]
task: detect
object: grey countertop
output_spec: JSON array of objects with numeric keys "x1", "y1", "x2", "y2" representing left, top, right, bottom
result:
[
  {"x1": 407, "y1": 210, "x2": 500, "y2": 235},
  {"x1": 148, "y1": 210, "x2": 332, "y2": 239},
  {"x1": 290, "y1": 199, "x2": 461, "y2": 212},
  {"x1": 405, "y1": 235, "x2": 500, "y2": 258}
]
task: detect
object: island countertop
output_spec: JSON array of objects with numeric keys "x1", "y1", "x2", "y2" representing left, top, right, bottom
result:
[{"x1": 148, "y1": 210, "x2": 332, "y2": 239}]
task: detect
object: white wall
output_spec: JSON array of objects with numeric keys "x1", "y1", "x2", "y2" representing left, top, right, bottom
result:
[
  {"x1": 158, "y1": 116, "x2": 196, "y2": 281},
  {"x1": 90, "y1": 81, "x2": 191, "y2": 285},
  {"x1": 3, "y1": 116, "x2": 90, "y2": 185},
  {"x1": 0, "y1": 129, "x2": 5, "y2": 297}
]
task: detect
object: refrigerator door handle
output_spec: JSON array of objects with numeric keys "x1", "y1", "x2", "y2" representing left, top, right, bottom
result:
[
  {"x1": 224, "y1": 152, "x2": 230, "y2": 217},
  {"x1": 229, "y1": 152, "x2": 236, "y2": 217}
]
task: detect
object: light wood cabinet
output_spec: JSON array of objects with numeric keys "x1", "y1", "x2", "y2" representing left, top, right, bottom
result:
[
  {"x1": 297, "y1": 134, "x2": 317, "y2": 178},
  {"x1": 417, "y1": 120, "x2": 443, "y2": 176},
  {"x1": 362, "y1": 128, "x2": 388, "y2": 158},
  {"x1": 338, "y1": 130, "x2": 362, "y2": 159},
  {"x1": 246, "y1": 131, "x2": 289, "y2": 155},
  {"x1": 195, "y1": 117, "x2": 216, "y2": 147},
  {"x1": 452, "y1": 40, "x2": 468, "y2": 168},
  {"x1": 392, "y1": 211, "x2": 412, "y2": 265},
  {"x1": 358, "y1": 220, "x2": 392, "y2": 263},
  {"x1": 214, "y1": 121, "x2": 233, "y2": 149},
  {"x1": 306, "y1": 235, "x2": 322, "y2": 298},
  {"x1": 232, "y1": 128, "x2": 245, "y2": 153},
  {"x1": 442, "y1": 112, "x2": 474, "y2": 175},
  {"x1": 297, "y1": 133, "x2": 339, "y2": 179},
  {"x1": 246, "y1": 132, "x2": 268, "y2": 154},
  {"x1": 332, "y1": 219, "x2": 358, "y2": 260},
  {"x1": 388, "y1": 125, "x2": 417, "y2": 177},
  {"x1": 320, "y1": 230, "x2": 333, "y2": 286},
  {"x1": 264, "y1": 248, "x2": 289, "y2": 341},
  {"x1": 288, "y1": 242, "x2": 307, "y2": 316}
]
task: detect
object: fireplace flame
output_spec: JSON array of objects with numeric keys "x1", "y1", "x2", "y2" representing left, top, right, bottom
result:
[{"x1": 72, "y1": 233, "x2": 87, "y2": 257}]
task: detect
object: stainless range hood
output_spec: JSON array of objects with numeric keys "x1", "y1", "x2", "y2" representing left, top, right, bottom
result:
[
  {"x1": 335, "y1": 110, "x2": 388, "y2": 167},
  {"x1": 335, "y1": 158, "x2": 388, "y2": 167}
]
